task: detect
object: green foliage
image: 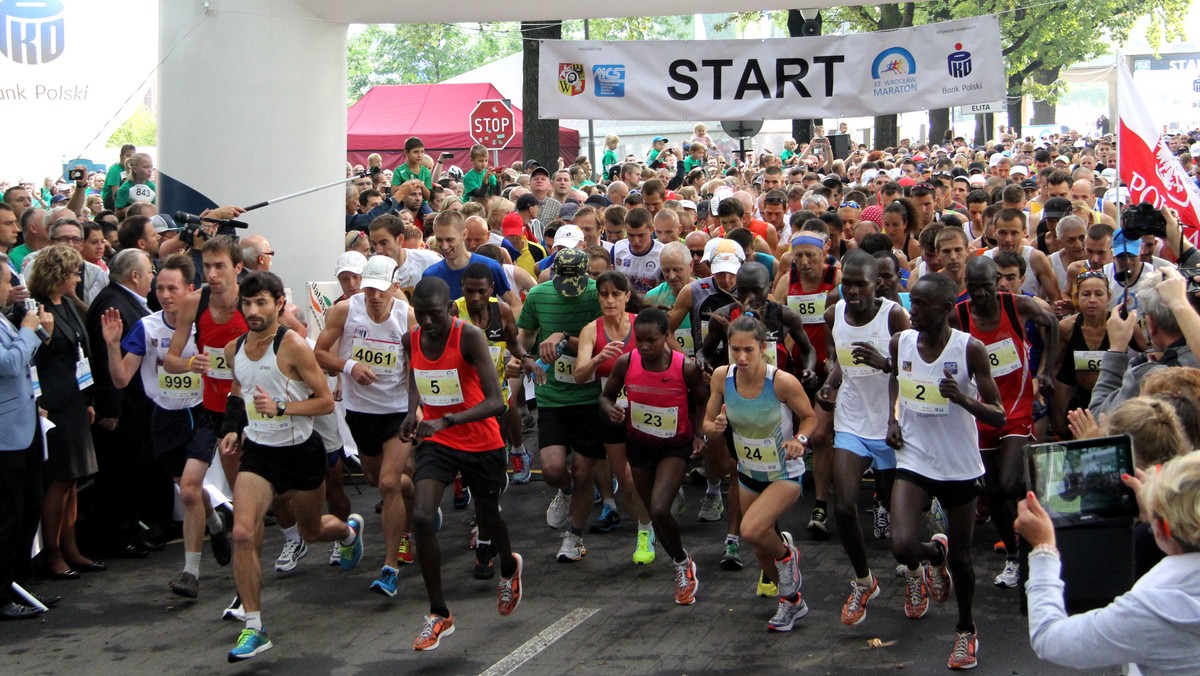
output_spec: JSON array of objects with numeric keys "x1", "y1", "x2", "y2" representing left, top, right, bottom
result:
[
  {"x1": 561, "y1": 16, "x2": 696, "y2": 41},
  {"x1": 107, "y1": 105, "x2": 157, "y2": 147}
]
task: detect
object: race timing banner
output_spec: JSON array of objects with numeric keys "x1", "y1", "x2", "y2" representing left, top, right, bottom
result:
[{"x1": 538, "y1": 15, "x2": 1004, "y2": 120}]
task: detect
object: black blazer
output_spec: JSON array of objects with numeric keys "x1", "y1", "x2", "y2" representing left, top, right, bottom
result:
[
  {"x1": 85, "y1": 283, "x2": 151, "y2": 420},
  {"x1": 35, "y1": 298, "x2": 91, "y2": 410}
]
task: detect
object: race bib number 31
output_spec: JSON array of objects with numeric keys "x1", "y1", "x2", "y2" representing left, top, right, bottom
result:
[
  {"x1": 553, "y1": 354, "x2": 593, "y2": 385},
  {"x1": 415, "y1": 368, "x2": 464, "y2": 406}
]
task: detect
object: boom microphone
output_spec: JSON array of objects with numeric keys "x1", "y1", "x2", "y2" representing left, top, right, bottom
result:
[{"x1": 174, "y1": 211, "x2": 250, "y2": 229}]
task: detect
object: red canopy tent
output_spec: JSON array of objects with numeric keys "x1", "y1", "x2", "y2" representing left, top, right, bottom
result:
[{"x1": 346, "y1": 83, "x2": 580, "y2": 172}]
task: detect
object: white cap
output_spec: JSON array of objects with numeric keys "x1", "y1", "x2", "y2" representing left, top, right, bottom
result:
[
  {"x1": 861, "y1": 168, "x2": 879, "y2": 184},
  {"x1": 360, "y1": 255, "x2": 399, "y2": 291},
  {"x1": 679, "y1": 199, "x2": 697, "y2": 211},
  {"x1": 1073, "y1": 138, "x2": 1087, "y2": 148},
  {"x1": 988, "y1": 153, "x2": 1003, "y2": 167},
  {"x1": 710, "y1": 186, "x2": 734, "y2": 216},
  {"x1": 710, "y1": 252, "x2": 743, "y2": 275},
  {"x1": 335, "y1": 251, "x2": 367, "y2": 276},
  {"x1": 1009, "y1": 164, "x2": 1029, "y2": 177},
  {"x1": 1105, "y1": 186, "x2": 1131, "y2": 205},
  {"x1": 701, "y1": 237, "x2": 746, "y2": 264},
  {"x1": 554, "y1": 224, "x2": 584, "y2": 249},
  {"x1": 1053, "y1": 155, "x2": 1070, "y2": 165},
  {"x1": 887, "y1": 168, "x2": 902, "y2": 180},
  {"x1": 1100, "y1": 168, "x2": 1118, "y2": 184},
  {"x1": 968, "y1": 174, "x2": 987, "y2": 187}
]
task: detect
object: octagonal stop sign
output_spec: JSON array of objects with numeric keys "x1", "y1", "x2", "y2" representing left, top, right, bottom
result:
[{"x1": 469, "y1": 99, "x2": 515, "y2": 151}]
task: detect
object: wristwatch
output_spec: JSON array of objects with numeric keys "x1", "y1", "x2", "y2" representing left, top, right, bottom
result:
[
  {"x1": 276, "y1": 401, "x2": 287, "y2": 417},
  {"x1": 795, "y1": 433, "x2": 809, "y2": 446}
]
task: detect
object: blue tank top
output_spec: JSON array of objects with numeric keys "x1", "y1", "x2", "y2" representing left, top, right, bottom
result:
[{"x1": 724, "y1": 365, "x2": 804, "y2": 483}]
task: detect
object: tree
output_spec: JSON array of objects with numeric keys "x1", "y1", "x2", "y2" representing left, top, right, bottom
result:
[
  {"x1": 108, "y1": 105, "x2": 157, "y2": 147},
  {"x1": 521, "y1": 21, "x2": 563, "y2": 168},
  {"x1": 832, "y1": 3, "x2": 914, "y2": 149}
]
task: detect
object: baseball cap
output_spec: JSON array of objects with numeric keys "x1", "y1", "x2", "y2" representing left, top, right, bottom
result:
[
  {"x1": 1073, "y1": 138, "x2": 1088, "y2": 148},
  {"x1": 1053, "y1": 155, "x2": 1070, "y2": 165},
  {"x1": 988, "y1": 153, "x2": 1004, "y2": 167},
  {"x1": 558, "y1": 202, "x2": 580, "y2": 222},
  {"x1": 1112, "y1": 229, "x2": 1140, "y2": 256},
  {"x1": 1041, "y1": 197, "x2": 1072, "y2": 220},
  {"x1": 360, "y1": 255, "x2": 399, "y2": 291},
  {"x1": 967, "y1": 161, "x2": 986, "y2": 175},
  {"x1": 151, "y1": 214, "x2": 180, "y2": 233},
  {"x1": 334, "y1": 251, "x2": 367, "y2": 276},
  {"x1": 530, "y1": 165, "x2": 550, "y2": 179},
  {"x1": 701, "y1": 237, "x2": 746, "y2": 264},
  {"x1": 523, "y1": 159, "x2": 540, "y2": 170},
  {"x1": 710, "y1": 186, "x2": 735, "y2": 216},
  {"x1": 502, "y1": 212, "x2": 526, "y2": 236},
  {"x1": 554, "y1": 224, "x2": 584, "y2": 249},
  {"x1": 1010, "y1": 164, "x2": 1030, "y2": 177},
  {"x1": 968, "y1": 174, "x2": 987, "y2": 188},
  {"x1": 551, "y1": 247, "x2": 589, "y2": 297},
  {"x1": 679, "y1": 199, "x2": 697, "y2": 211},
  {"x1": 50, "y1": 194, "x2": 68, "y2": 205},
  {"x1": 1100, "y1": 168, "x2": 1118, "y2": 184},
  {"x1": 860, "y1": 168, "x2": 880, "y2": 184},
  {"x1": 516, "y1": 193, "x2": 542, "y2": 211},
  {"x1": 1106, "y1": 186, "x2": 1131, "y2": 205},
  {"x1": 1020, "y1": 178, "x2": 1039, "y2": 191},
  {"x1": 652, "y1": 136, "x2": 668, "y2": 143},
  {"x1": 710, "y1": 252, "x2": 743, "y2": 275}
]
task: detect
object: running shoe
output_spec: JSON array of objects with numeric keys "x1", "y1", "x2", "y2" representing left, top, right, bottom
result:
[
  {"x1": 397, "y1": 532, "x2": 414, "y2": 565},
  {"x1": 767, "y1": 595, "x2": 809, "y2": 632},
  {"x1": 697, "y1": 491, "x2": 724, "y2": 522},
  {"x1": 274, "y1": 539, "x2": 308, "y2": 572},
  {"x1": 720, "y1": 538, "x2": 744, "y2": 571},
  {"x1": 211, "y1": 504, "x2": 233, "y2": 566},
  {"x1": 993, "y1": 559, "x2": 1020, "y2": 589},
  {"x1": 873, "y1": 501, "x2": 891, "y2": 540},
  {"x1": 674, "y1": 556, "x2": 699, "y2": 606},
  {"x1": 370, "y1": 565, "x2": 399, "y2": 598},
  {"x1": 904, "y1": 569, "x2": 930, "y2": 618},
  {"x1": 222, "y1": 594, "x2": 244, "y2": 622},
  {"x1": 807, "y1": 507, "x2": 829, "y2": 541},
  {"x1": 498, "y1": 552, "x2": 523, "y2": 616},
  {"x1": 521, "y1": 410, "x2": 536, "y2": 434},
  {"x1": 756, "y1": 570, "x2": 778, "y2": 598},
  {"x1": 689, "y1": 466, "x2": 708, "y2": 486},
  {"x1": 339, "y1": 514, "x2": 365, "y2": 571},
  {"x1": 329, "y1": 542, "x2": 341, "y2": 566},
  {"x1": 556, "y1": 531, "x2": 587, "y2": 562},
  {"x1": 546, "y1": 491, "x2": 569, "y2": 530},
  {"x1": 775, "y1": 532, "x2": 802, "y2": 598},
  {"x1": 468, "y1": 525, "x2": 479, "y2": 550},
  {"x1": 434, "y1": 506, "x2": 444, "y2": 533},
  {"x1": 928, "y1": 534, "x2": 953, "y2": 602},
  {"x1": 474, "y1": 542, "x2": 495, "y2": 580},
  {"x1": 975, "y1": 496, "x2": 991, "y2": 523},
  {"x1": 413, "y1": 613, "x2": 455, "y2": 651},
  {"x1": 670, "y1": 487, "x2": 686, "y2": 517},
  {"x1": 928, "y1": 497, "x2": 949, "y2": 534},
  {"x1": 510, "y1": 448, "x2": 533, "y2": 484},
  {"x1": 632, "y1": 528, "x2": 656, "y2": 565},
  {"x1": 228, "y1": 628, "x2": 272, "y2": 662},
  {"x1": 170, "y1": 571, "x2": 199, "y2": 599},
  {"x1": 993, "y1": 540, "x2": 1007, "y2": 555},
  {"x1": 841, "y1": 576, "x2": 880, "y2": 626},
  {"x1": 947, "y1": 628, "x2": 979, "y2": 670},
  {"x1": 590, "y1": 504, "x2": 621, "y2": 533},
  {"x1": 453, "y1": 476, "x2": 471, "y2": 510}
]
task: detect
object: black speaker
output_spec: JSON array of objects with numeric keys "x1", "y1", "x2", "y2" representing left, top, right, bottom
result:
[
  {"x1": 827, "y1": 133, "x2": 851, "y2": 161},
  {"x1": 1019, "y1": 517, "x2": 1135, "y2": 615}
]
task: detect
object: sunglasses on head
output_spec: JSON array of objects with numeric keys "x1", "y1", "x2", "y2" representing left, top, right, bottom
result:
[{"x1": 839, "y1": 201, "x2": 861, "y2": 210}]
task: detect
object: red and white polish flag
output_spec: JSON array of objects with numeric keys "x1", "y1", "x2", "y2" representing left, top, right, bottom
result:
[{"x1": 1118, "y1": 58, "x2": 1200, "y2": 239}]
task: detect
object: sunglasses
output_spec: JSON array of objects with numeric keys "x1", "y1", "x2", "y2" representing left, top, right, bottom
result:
[
  {"x1": 1077, "y1": 270, "x2": 1107, "y2": 283},
  {"x1": 839, "y1": 201, "x2": 861, "y2": 210},
  {"x1": 688, "y1": 249, "x2": 705, "y2": 258}
]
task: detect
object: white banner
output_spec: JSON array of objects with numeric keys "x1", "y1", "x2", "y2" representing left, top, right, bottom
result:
[
  {"x1": 538, "y1": 15, "x2": 1004, "y2": 121},
  {"x1": 0, "y1": 0, "x2": 157, "y2": 180}
]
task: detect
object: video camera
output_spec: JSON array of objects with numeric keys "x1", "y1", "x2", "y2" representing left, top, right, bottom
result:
[
  {"x1": 173, "y1": 211, "x2": 248, "y2": 247},
  {"x1": 1121, "y1": 202, "x2": 1167, "y2": 239}
]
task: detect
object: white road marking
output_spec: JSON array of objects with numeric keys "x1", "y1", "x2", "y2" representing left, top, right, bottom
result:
[{"x1": 479, "y1": 607, "x2": 600, "y2": 676}]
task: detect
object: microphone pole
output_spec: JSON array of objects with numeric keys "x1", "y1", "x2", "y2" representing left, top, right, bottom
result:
[{"x1": 241, "y1": 168, "x2": 380, "y2": 213}]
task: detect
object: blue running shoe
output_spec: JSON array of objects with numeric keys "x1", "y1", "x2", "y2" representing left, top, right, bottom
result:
[
  {"x1": 454, "y1": 476, "x2": 471, "y2": 509},
  {"x1": 339, "y1": 514, "x2": 365, "y2": 571},
  {"x1": 510, "y1": 448, "x2": 533, "y2": 484},
  {"x1": 434, "y1": 506, "x2": 444, "y2": 533},
  {"x1": 370, "y1": 565, "x2": 398, "y2": 597},
  {"x1": 228, "y1": 628, "x2": 272, "y2": 662},
  {"x1": 589, "y1": 504, "x2": 621, "y2": 533}
]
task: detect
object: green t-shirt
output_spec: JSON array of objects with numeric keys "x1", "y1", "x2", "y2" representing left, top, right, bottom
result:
[
  {"x1": 392, "y1": 163, "x2": 433, "y2": 190},
  {"x1": 115, "y1": 179, "x2": 156, "y2": 209},
  {"x1": 646, "y1": 148, "x2": 662, "y2": 165},
  {"x1": 462, "y1": 168, "x2": 497, "y2": 200},
  {"x1": 646, "y1": 281, "x2": 695, "y2": 356},
  {"x1": 684, "y1": 156, "x2": 705, "y2": 174},
  {"x1": 103, "y1": 163, "x2": 125, "y2": 209},
  {"x1": 780, "y1": 149, "x2": 795, "y2": 162},
  {"x1": 9, "y1": 244, "x2": 31, "y2": 272},
  {"x1": 516, "y1": 279, "x2": 602, "y2": 407},
  {"x1": 602, "y1": 149, "x2": 618, "y2": 175}
]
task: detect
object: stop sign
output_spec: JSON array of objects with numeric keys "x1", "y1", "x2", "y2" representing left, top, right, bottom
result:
[{"x1": 468, "y1": 99, "x2": 515, "y2": 151}]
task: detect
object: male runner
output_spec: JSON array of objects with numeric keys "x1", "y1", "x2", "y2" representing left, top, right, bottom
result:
[
  {"x1": 315, "y1": 255, "x2": 417, "y2": 597},
  {"x1": 400, "y1": 277, "x2": 523, "y2": 651},
  {"x1": 886, "y1": 272, "x2": 1006, "y2": 671},
  {"x1": 219, "y1": 272, "x2": 365, "y2": 662}
]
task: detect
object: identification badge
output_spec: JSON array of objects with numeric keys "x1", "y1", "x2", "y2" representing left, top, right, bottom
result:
[
  {"x1": 732, "y1": 432, "x2": 781, "y2": 473},
  {"x1": 246, "y1": 399, "x2": 290, "y2": 431},
  {"x1": 415, "y1": 368, "x2": 464, "y2": 406},
  {"x1": 787, "y1": 293, "x2": 826, "y2": 325},
  {"x1": 1073, "y1": 350, "x2": 1104, "y2": 372},
  {"x1": 206, "y1": 346, "x2": 232, "y2": 380},
  {"x1": 630, "y1": 401, "x2": 678, "y2": 438},
  {"x1": 985, "y1": 337, "x2": 1021, "y2": 377},
  {"x1": 75, "y1": 348, "x2": 93, "y2": 390},
  {"x1": 899, "y1": 373, "x2": 949, "y2": 416},
  {"x1": 351, "y1": 337, "x2": 400, "y2": 376},
  {"x1": 553, "y1": 354, "x2": 593, "y2": 385},
  {"x1": 836, "y1": 346, "x2": 875, "y2": 377},
  {"x1": 157, "y1": 367, "x2": 201, "y2": 400},
  {"x1": 30, "y1": 365, "x2": 40, "y2": 398},
  {"x1": 673, "y1": 328, "x2": 695, "y2": 356}
]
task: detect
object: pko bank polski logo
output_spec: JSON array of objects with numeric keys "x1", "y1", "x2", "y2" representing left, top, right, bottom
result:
[
  {"x1": 593, "y1": 64, "x2": 625, "y2": 98},
  {"x1": 871, "y1": 47, "x2": 917, "y2": 97},
  {"x1": 947, "y1": 43, "x2": 972, "y2": 78},
  {"x1": 0, "y1": 0, "x2": 65, "y2": 65}
]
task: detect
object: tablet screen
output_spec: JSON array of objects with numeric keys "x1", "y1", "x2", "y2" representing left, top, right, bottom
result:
[{"x1": 1025, "y1": 435, "x2": 1138, "y2": 524}]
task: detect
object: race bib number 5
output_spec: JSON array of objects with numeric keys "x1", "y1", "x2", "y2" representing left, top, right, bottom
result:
[
  {"x1": 415, "y1": 368, "x2": 464, "y2": 406},
  {"x1": 899, "y1": 373, "x2": 949, "y2": 416}
]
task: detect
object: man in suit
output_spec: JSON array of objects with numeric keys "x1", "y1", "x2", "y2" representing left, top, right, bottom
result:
[
  {"x1": 84, "y1": 249, "x2": 159, "y2": 557},
  {"x1": 0, "y1": 256, "x2": 55, "y2": 619}
]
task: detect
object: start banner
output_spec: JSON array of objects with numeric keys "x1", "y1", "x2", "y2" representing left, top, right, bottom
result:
[{"x1": 538, "y1": 15, "x2": 1004, "y2": 121}]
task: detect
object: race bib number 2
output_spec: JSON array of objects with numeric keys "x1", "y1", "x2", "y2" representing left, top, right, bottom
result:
[{"x1": 899, "y1": 373, "x2": 949, "y2": 416}]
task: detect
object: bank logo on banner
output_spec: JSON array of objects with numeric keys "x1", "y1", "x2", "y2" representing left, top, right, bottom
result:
[
  {"x1": 871, "y1": 47, "x2": 918, "y2": 97},
  {"x1": 1193, "y1": 77, "x2": 1200, "y2": 94},
  {"x1": 0, "y1": 0, "x2": 66, "y2": 65},
  {"x1": 947, "y1": 43, "x2": 972, "y2": 78},
  {"x1": 558, "y1": 63, "x2": 585, "y2": 96},
  {"x1": 593, "y1": 64, "x2": 625, "y2": 98}
]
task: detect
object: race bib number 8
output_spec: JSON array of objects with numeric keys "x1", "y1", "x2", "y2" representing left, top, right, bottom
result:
[
  {"x1": 985, "y1": 338, "x2": 1021, "y2": 377},
  {"x1": 787, "y1": 293, "x2": 826, "y2": 325},
  {"x1": 732, "y1": 432, "x2": 781, "y2": 473},
  {"x1": 899, "y1": 373, "x2": 949, "y2": 416},
  {"x1": 351, "y1": 338, "x2": 399, "y2": 376},
  {"x1": 1073, "y1": 350, "x2": 1104, "y2": 372},
  {"x1": 157, "y1": 367, "x2": 201, "y2": 400},
  {"x1": 630, "y1": 402, "x2": 678, "y2": 439},
  {"x1": 415, "y1": 368, "x2": 464, "y2": 406},
  {"x1": 206, "y1": 346, "x2": 232, "y2": 380}
]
